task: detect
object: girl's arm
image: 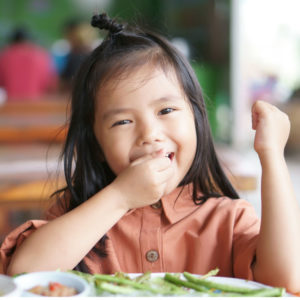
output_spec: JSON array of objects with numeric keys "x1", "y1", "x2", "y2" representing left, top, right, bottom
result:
[
  {"x1": 7, "y1": 152, "x2": 173, "y2": 275},
  {"x1": 251, "y1": 100, "x2": 300, "y2": 292}
]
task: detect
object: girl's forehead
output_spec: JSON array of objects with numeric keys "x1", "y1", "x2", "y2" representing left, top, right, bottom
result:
[{"x1": 97, "y1": 64, "x2": 182, "y2": 98}]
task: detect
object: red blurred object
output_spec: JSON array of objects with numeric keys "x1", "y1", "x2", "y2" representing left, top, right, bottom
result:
[{"x1": 0, "y1": 40, "x2": 57, "y2": 101}]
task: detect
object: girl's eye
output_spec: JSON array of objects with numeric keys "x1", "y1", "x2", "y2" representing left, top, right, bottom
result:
[
  {"x1": 159, "y1": 108, "x2": 174, "y2": 115},
  {"x1": 112, "y1": 120, "x2": 132, "y2": 127}
]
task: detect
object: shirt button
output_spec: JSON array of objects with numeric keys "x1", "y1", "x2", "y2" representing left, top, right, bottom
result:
[
  {"x1": 151, "y1": 200, "x2": 162, "y2": 209},
  {"x1": 146, "y1": 250, "x2": 159, "y2": 262}
]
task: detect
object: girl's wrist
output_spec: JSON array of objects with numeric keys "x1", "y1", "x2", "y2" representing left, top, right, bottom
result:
[
  {"x1": 257, "y1": 148, "x2": 286, "y2": 167},
  {"x1": 97, "y1": 183, "x2": 130, "y2": 214}
]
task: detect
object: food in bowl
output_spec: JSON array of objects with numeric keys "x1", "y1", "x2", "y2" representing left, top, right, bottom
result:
[
  {"x1": 28, "y1": 281, "x2": 78, "y2": 296},
  {"x1": 14, "y1": 271, "x2": 91, "y2": 297}
]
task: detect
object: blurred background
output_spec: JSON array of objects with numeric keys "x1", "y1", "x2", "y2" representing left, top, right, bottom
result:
[{"x1": 0, "y1": 0, "x2": 299, "y2": 243}]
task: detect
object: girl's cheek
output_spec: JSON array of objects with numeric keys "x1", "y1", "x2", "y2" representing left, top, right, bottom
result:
[{"x1": 106, "y1": 142, "x2": 130, "y2": 174}]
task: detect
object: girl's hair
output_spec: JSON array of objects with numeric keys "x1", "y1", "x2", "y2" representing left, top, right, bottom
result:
[{"x1": 57, "y1": 13, "x2": 239, "y2": 264}]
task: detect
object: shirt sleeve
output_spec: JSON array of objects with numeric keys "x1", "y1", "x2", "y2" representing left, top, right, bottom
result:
[
  {"x1": 232, "y1": 200, "x2": 260, "y2": 280},
  {"x1": 0, "y1": 220, "x2": 48, "y2": 274},
  {"x1": 0, "y1": 193, "x2": 69, "y2": 274}
]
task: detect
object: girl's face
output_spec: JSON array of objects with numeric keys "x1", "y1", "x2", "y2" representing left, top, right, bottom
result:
[{"x1": 94, "y1": 65, "x2": 197, "y2": 194}]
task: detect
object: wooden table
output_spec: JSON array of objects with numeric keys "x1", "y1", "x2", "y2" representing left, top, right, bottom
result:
[
  {"x1": 0, "y1": 143, "x2": 66, "y2": 242},
  {"x1": 0, "y1": 99, "x2": 69, "y2": 143}
]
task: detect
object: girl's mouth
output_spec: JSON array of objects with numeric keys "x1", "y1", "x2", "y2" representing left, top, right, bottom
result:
[{"x1": 165, "y1": 152, "x2": 175, "y2": 161}]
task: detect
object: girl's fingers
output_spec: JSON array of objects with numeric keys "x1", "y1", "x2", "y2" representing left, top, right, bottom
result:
[
  {"x1": 131, "y1": 152, "x2": 171, "y2": 171},
  {"x1": 251, "y1": 101, "x2": 263, "y2": 130},
  {"x1": 251, "y1": 111, "x2": 258, "y2": 130},
  {"x1": 156, "y1": 165, "x2": 174, "y2": 182},
  {"x1": 130, "y1": 149, "x2": 164, "y2": 165},
  {"x1": 252, "y1": 100, "x2": 276, "y2": 130},
  {"x1": 130, "y1": 153, "x2": 154, "y2": 166}
]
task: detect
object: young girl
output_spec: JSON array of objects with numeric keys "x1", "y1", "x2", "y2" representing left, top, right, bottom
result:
[{"x1": 1, "y1": 13, "x2": 300, "y2": 293}]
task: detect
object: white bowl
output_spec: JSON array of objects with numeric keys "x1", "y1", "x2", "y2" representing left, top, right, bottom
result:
[
  {"x1": 0, "y1": 274, "x2": 21, "y2": 297},
  {"x1": 14, "y1": 271, "x2": 92, "y2": 297}
]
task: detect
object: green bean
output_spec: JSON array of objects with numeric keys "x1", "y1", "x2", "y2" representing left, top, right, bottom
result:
[
  {"x1": 133, "y1": 271, "x2": 151, "y2": 283},
  {"x1": 164, "y1": 273, "x2": 244, "y2": 297},
  {"x1": 243, "y1": 287, "x2": 285, "y2": 297},
  {"x1": 114, "y1": 271, "x2": 131, "y2": 280},
  {"x1": 184, "y1": 272, "x2": 286, "y2": 296},
  {"x1": 97, "y1": 281, "x2": 139, "y2": 295},
  {"x1": 93, "y1": 273, "x2": 157, "y2": 293},
  {"x1": 68, "y1": 270, "x2": 94, "y2": 283},
  {"x1": 164, "y1": 273, "x2": 209, "y2": 292},
  {"x1": 151, "y1": 277, "x2": 189, "y2": 295},
  {"x1": 94, "y1": 273, "x2": 187, "y2": 295},
  {"x1": 200, "y1": 267, "x2": 220, "y2": 279},
  {"x1": 184, "y1": 271, "x2": 259, "y2": 293}
]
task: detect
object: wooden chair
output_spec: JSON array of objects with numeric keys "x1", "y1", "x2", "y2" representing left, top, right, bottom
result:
[{"x1": 0, "y1": 179, "x2": 65, "y2": 243}]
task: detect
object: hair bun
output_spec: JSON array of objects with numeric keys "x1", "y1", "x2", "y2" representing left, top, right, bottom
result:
[{"x1": 91, "y1": 13, "x2": 124, "y2": 34}]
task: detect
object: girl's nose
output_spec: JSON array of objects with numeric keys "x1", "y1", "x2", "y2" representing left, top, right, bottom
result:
[{"x1": 136, "y1": 121, "x2": 163, "y2": 146}]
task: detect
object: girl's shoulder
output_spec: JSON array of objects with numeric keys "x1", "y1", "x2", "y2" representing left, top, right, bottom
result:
[
  {"x1": 201, "y1": 196, "x2": 258, "y2": 219},
  {"x1": 208, "y1": 196, "x2": 254, "y2": 208}
]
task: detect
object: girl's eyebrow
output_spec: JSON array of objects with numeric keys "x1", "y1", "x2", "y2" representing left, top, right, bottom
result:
[
  {"x1": 102, "y1": 95, "x2": 183, "y2": 120},
  {"x1": 102, "y1": 108, "x2": 133, "y2": 121}
]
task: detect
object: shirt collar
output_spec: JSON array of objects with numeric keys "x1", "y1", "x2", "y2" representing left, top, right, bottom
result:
[
  {"x1": 124, "y1": 184, "x2": 200, "y2": 223},
  {"x1": 161, "y1": 184, "x2": 200, "y2": 224}
]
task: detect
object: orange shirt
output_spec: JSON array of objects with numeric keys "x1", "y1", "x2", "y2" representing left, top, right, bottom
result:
[{"x1": 0, "y1": 185, "x2": 260, "y2": 279}]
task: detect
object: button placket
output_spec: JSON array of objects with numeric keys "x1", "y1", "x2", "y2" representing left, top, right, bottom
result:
[{"x1": 140, "y1": 206, "x2": 163, "y2": 272}]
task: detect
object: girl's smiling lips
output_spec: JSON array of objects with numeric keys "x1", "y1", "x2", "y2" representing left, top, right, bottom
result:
[{"x1": 130, "y1": 149, "x2": 175, "y2": 162}]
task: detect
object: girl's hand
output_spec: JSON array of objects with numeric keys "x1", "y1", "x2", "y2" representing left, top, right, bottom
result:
[
  {"x1": 110, "y1": 151, "x2": 174, "y2": 210},
  {"x1": 252, "y1": 100, "x2": 290, "y2": 157}
]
